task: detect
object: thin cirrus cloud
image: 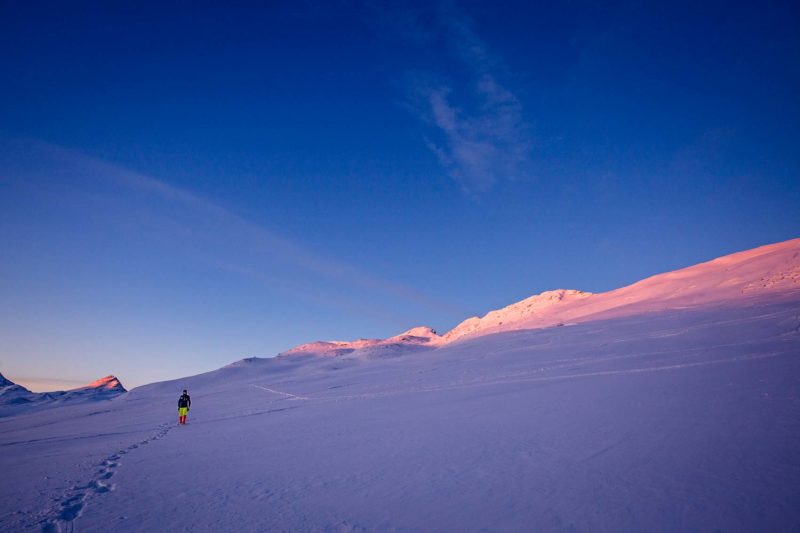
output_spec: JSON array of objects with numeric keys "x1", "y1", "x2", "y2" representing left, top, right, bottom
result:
[
  {"x1": 406, "y1": 4, "x2": 533, "y2": 193},
  {"x1": 4, "y1": 139, "x2": 463, "y2": 327}
]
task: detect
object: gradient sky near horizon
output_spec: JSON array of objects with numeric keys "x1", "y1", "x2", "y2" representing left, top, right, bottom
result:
[{"x1": 1, "y1": 1, "x2": 798, "y2": 391}]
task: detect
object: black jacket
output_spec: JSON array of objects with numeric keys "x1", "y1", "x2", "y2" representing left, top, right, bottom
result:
[{"x1": 178, "y1": 393, "x2": 191, "y2": 409}]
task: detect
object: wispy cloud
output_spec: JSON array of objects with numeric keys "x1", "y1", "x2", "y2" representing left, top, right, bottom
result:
[
  {"x1": 6, "y1": 139, "x2": 464, "y2": 327},
  {"x1": 404, "y1": 4, "x2": 533, "y2": 193}
]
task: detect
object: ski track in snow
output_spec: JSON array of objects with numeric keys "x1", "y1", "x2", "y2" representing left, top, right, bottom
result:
[
  {"x1": 249, "y1": 384, "x2": 311, "y2": 401},
  {"x1": 38, "y1": 422, "x2": 173, "y2": 533}
]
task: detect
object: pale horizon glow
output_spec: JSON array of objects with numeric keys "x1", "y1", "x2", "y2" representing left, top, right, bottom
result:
[{"x1": 9, "y1": 376, "x2": 91, "y2": 393}]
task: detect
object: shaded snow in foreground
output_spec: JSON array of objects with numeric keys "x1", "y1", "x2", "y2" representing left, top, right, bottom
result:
[{"x1": 2, "y1": 296, "x2": 799, "y2": 532}]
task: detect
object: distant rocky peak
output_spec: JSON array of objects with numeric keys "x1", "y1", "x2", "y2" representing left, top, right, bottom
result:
[
  {"x1": 0, "y1": 372, "x2": 15, "y2": 387},
  {"x1": 81, "y1": 375, "x2": 126, "y2": 392}
]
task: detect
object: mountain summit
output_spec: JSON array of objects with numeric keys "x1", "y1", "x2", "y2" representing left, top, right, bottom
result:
[
  {"x1": 0, "y1": 373, "x2": 33, "y2": 408},
  {"x1": 443, "y1": 289, "x2": 592, "y2": 342},
  {"x1": 81, "y1": 375, "x2": 126, "y2": 393}
]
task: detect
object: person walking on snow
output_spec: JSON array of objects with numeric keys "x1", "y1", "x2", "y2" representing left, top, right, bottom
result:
[{"x1": 178, "y1": 389, "x2": 191, "y2": 425}]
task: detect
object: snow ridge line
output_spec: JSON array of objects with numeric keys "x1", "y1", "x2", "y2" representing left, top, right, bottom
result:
[
  {"x1": 250, "y1": 384, "x2": 312, "y2": 400},
  {"x1": 39, "y1": 422, "x2": 173, "y2": 533}
]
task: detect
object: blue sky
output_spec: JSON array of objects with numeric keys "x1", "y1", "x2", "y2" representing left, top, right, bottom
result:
[{"x1": 1, "y1": 1, "x2": 798, "y2": 390}]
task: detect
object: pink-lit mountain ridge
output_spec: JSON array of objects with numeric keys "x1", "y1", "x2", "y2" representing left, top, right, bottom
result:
[
  {"x1": 279, "y1": 238, "x2": 800, "y2": 359},
  {"x1": 0, "y1": 374, "x2": 126, "y2": 414}
]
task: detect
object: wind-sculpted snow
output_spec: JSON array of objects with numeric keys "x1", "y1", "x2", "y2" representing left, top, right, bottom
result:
[{"x1": 2, "y1": 297, "x2": 800, "y2": 531}]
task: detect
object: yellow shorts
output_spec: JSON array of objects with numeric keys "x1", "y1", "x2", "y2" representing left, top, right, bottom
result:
[{"x1": 179, "y1": 407, "x2": 188, "y2": 416}]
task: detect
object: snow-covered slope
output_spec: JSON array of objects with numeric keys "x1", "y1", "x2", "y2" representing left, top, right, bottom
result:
[
  {"x1": 3, "y1": 297, "x2": 799, "y2": 532},
  {"x1": 0, "y1": 371, "x2": 35, "y2": 406},
  {"x1": 280, "y1": 238, "x2": 800, "y2": 350},
  {"x1": 443, "y1": 238, "x2": 800, "y2": 341},
  {"x1": 1, "y1": 239, "x2": 799, "y2": 531},
  {"x1": 280, "y1": 326, "x2": 444, "y2": 358}
]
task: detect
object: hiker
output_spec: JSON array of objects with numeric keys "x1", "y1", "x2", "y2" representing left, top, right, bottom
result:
[{"x1": 178, "y1": 389, "x2": 191, "y2": 425}]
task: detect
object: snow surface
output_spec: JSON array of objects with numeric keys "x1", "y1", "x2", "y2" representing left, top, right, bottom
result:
[
  {"x1": 280, "y1": 326, "x2": 444, "y2": 358},
  {"x1": 1, "y1": 239, "x2": 800, "y2": 532}
]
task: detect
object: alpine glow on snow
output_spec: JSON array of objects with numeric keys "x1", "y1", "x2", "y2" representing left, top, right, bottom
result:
[{"x1": 2, "y1": 239, "x2": 799, "y2": 531}]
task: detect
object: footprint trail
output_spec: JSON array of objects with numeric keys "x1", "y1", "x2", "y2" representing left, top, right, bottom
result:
[{"x1": 40, "y1": 422, "x2": 173, "y2": 533}]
